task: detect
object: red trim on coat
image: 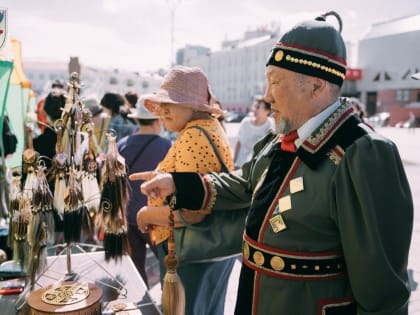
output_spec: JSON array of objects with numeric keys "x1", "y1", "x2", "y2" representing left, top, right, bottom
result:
[
  {"x1": 200, "y1": 173, "x2": 212, "y2": 209},
  {"x1": 258, "y1": 158, "x2": 300, "y2": 241},
  {"x1": 252, "y1": 272, "x2": 261, "y2": 315},
  {"x1": 244, "y1": 234, "x2": 343, "y2": 258},
  {"x1": 317, "y1": 297, "x2": 354, "y2": 315},
  {"x1": 332, "y1": 146, "x2": 345, "y2": 159}
]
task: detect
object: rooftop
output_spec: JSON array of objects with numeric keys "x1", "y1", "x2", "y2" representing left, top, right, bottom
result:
[{"x1": 363, "y1": 13, "x2": 420, "y2": 39}]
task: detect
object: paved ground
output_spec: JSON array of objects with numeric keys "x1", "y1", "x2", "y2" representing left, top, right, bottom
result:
[{"x1": 147, "y1": 125, "x2": 420, "y2": 314}]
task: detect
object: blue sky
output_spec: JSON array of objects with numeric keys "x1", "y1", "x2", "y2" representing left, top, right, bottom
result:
[{"x1": 1, "y1": 0, "x2": 420, "y2": 72}]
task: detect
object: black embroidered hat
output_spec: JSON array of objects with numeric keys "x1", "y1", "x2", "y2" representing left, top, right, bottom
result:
[{"x1": 266, "y1": 11, "x2": 347, "y2": 86}]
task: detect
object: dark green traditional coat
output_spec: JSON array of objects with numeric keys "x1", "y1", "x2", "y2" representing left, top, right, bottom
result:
[{"x1": 170, "y1": 99, "x2": 413, "y2": 315}]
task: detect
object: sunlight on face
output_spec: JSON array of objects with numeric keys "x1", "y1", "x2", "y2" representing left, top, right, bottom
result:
[{"x1": 265, "y1": 66, "x2": 311, "y2": 135}]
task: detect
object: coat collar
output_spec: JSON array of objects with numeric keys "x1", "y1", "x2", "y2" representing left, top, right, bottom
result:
[{"x1": 296, "y1": 99, "x2": 358, "y2": 169}]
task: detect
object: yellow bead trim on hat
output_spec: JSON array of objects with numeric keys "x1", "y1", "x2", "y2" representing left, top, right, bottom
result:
[{"x1": 285, "y1": 54, "x2": 345, "y2": 80}]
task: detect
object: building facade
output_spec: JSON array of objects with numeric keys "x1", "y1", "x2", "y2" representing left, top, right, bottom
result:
[
  {"x1": 357, "y1": 14, "x2": 420, "y2": 125},
  {"x1": 179, "y1": 28, "x2": 279, "y2": 112},
  {"x1": 24, "y1": 58, "x2": 163, "y2": 104},
  {"x1": 179, "y1": 27, "x2": 359, "y2": 113}
]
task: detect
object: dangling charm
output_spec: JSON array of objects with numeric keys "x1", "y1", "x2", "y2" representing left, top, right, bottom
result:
[
  {"x1": 96, "y1": 132, "x2": 129, "y2": 261},
  {"x1": 52, "y1": 120, "x2": 68, "y2": 220},
  {"x1": 22, "y1": 127, "x2": 39, "y2": 199},
  {"x1": 63, "y1": 167, "x2": 83, "y2": 244}
]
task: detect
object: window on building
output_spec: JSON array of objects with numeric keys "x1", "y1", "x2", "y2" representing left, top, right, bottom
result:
[
  {"x1": 417, "y1": 93, "x2": 420, "y2": 102},
  {"x1": 373, "y1": 73, "x2": 380, "y2": 81},
  {"x1": 384, "y1": 72, "x2": 392, "y2": 81},
  {"x1": 396, "y1": 90, "x2": 410, "y2": 101}
]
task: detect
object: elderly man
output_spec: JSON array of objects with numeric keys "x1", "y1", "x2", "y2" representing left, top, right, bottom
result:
[{"x1": 131, "y1": 11, "x2": 413, "y2": 315}]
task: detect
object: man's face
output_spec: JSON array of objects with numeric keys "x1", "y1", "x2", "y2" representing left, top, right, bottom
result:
[{"x1": 264, "y1": 66, "x2": 312, "y2": 135}]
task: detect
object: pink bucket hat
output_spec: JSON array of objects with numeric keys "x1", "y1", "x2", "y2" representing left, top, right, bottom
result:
[{"x1": 143, "y1": 66, "x2": 223, "y2": 116}]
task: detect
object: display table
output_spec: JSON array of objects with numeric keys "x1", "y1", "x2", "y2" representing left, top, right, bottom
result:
[{"x1": 0, "y1": 251, "x2": 162, "y2": 315}]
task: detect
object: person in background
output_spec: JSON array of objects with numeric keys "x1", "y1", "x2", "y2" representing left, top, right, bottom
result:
[
  {"x1": 36, "y1": 80, "x2": 66, "y2": 135},
  {"x1": 234, "y1": 95, "x2": 274, "y2": 168},
  {"x1": 133, "y1": 12, "x2": 413, "y2": 315},
  {"x1": 408, "y1": 111, "x2": 416, "y2": 132},
  {"x1": 125, "y1": 91, "x2": 138, "y2": 109},
  {"x1": 133, "y1": 66, "x2": 236, "y2": 315},
  {"x1": 117, "y1": 96, "x2": 171, "y2": 288},
  {"x1": 100, "y1": 92, "x2": 137, "y2": 141},
  {"x1": 214, "y1": 99, "x2": 227, "y2": 131},
  {"x1": 33, "y1": 91, "x2": 66, "y2": 175},
  {"x1": 125, "y1": 91, "x2": 141, "y2": 126}
]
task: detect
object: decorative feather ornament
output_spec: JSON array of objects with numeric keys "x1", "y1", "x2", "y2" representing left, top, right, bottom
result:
[
  {"x1": 81, "y1": 130, "x2": 100, "y2": 208},
  {"x1": 12, "y1": 195, "x2": 31, "y2": 267},
  {"x1": 96, "y1": 133, "x2": 129, "y2": 261},
  {"x1": 60, "y1": 72, "x2": 82, "y2": 157},
  {"x1": 27, "y1": 167, "x2": 55, "y2": 286},
  {"x1": 52, "y1": 123, "x2": 68, "y2": 218},
  {"x1": 0, "y1": 165, "x2": 10, "y2": 219},
  {"x1": 21, "y1": 127, "x2": 39, "y2": 199},
  {"x1": 27, "y1": 221, "x2": 48, "y2": 290},
  {"x1": 7, "y1": 175, "x2": 21, "y2": 249},
  {"x1": 29, "y1": 166, "x2": 56, "y2": 244},
  {"x1": 63, "y1": 167, "x2": 83, "y2": 244},
  {"x1": 80, "y1": 130, "x2": 100, "y2": 240}
]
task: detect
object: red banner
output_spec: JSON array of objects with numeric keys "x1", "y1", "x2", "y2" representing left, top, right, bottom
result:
[{"x1": 346, "y1": 68, "x2": 362, "y2": 80}]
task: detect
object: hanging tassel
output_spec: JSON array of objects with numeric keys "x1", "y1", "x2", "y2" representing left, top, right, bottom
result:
[
  {"x1": 81, "y1": 129, "x2": 100, "y2": 221},
  {"x1": 96, "y1": 133, "x2": 129, "y2": 261},
  {"x1": 31, "y1": 165, "x2": 56, "y2": 243},
  {"x1": 0, "y1": 165, "x2": 10, "y2": 219},
  {"x1": 63, "y1": 167, "x2": 84, "y2": 244},
  {"x1": 162, "y1": 209, "x2": 185, "y2": 315},
  {"x1": 27, "y1": 221, "x2": 48, "y2": 289},
  {"x1": 26, "y1": 164, "x2": 55, "y2": 285},
  {"x1": 8, "y1": 175, "x2": 21, "y2": 249},
  {"x1": 52, "y1": 125, "x2": 68, "y2": 219},
  {"x1": 12, "y1": 196, "x2": 31, "y2": 268},
  {"x1": 21, "y1": 127, "x2": 39, "y2": 199}
]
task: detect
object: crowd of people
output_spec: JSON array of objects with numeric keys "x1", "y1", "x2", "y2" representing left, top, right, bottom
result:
[{"x1": 0, "y1": 10, "x2": 416, "y2": 315}]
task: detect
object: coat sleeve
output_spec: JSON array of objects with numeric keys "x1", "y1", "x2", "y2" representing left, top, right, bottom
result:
[
  {"x1": 332, "y1": 134, "x2": 413, "y2": 314},
  {"x1": 170, "y1": 171, "x2": 251, "y2": 211},
  {"x1": 170, "y1": 131, "x2": 277, "y2": 212}
]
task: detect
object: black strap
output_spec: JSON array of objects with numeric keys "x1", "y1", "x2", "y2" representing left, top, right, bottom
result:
[
  {"x1": 187, "y1": 126, "x2": 229, "y2": 172},
  {"x1": 125, "y1": 135, "x2": 159, "y2": 170}
]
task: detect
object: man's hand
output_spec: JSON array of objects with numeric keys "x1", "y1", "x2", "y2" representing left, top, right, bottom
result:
[{"x1": 129, "y1": 171, "x2": 176, "y2": 199}]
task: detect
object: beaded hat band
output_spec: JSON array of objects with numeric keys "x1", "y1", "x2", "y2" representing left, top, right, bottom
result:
[{"x1": 266, "y1": 11, "x2": 347, "y2": 87}]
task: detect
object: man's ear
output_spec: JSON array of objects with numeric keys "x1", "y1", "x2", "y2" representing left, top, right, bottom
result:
[{"x1": 311, "y1": 78, "x2": 326, "y2": 97}]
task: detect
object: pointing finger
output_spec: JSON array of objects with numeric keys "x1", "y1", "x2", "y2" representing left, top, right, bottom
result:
[{"x1": 129, "y1": 171, "x2": 158, "y2": 181}]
